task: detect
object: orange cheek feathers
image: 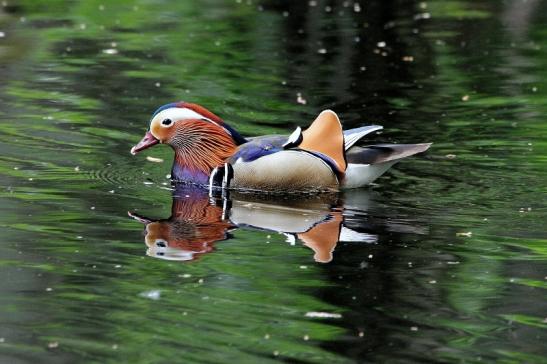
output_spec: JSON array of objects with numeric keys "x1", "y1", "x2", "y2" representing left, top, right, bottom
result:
[{"x1": 150, "y1": 122, "x2": 171, "y2": 142}]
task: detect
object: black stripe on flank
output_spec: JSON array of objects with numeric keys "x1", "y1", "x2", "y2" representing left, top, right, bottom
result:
[{"x1": 296, "y1": 149, "x2": 344, "y2": 182}]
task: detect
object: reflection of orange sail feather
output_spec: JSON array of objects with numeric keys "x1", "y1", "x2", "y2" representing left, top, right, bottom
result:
[{"x1": 298, "y1": 211, "x2": 343, "y2": 263}]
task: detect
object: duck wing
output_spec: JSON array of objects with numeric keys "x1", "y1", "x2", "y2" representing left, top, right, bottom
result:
[
  {"x1": 343, "y1": 125, "x2": 383, "y2": 151},
  {"x1": 229, "y1": 135, "x2": 286, "y2": 164}
]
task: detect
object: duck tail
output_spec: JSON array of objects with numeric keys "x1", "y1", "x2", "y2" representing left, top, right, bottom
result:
[
  {"x1": 346, "y1": 143, "x2": 432, "y2": 165},
  {"x1": 342, "y1": 143, "x2": 432, "y2": 188}
]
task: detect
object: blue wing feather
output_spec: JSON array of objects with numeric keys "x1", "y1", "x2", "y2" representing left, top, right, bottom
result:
[{"x1": 230, "y1": 136, "x2": 286, "y2": 163}]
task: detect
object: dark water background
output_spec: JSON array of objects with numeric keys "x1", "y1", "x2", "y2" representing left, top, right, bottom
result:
[{"x1": 1, "y1": 1, "x2": 546, "y2": 363}]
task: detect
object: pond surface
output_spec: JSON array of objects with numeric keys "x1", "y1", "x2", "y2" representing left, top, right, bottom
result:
[{"x1": 1, "y1": 1, "x2": 546, "y2": 363}]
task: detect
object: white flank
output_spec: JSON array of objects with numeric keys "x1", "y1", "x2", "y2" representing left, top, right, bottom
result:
[{"x1": 342, "y1": 161, "x2": 397, "y2": 188}]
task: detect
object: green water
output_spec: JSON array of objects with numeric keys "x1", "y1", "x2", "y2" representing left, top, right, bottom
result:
[{"x1": 0, "y1": 1, "x2": 546, "y2": 363}]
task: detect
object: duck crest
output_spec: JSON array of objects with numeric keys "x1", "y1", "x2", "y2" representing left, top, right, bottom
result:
[{"x1": 299, "y1": 110, "x2": 347, "y2": 174}]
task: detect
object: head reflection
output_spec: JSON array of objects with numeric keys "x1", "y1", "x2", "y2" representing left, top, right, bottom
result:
[
  {"x1": 129, "y1": 186, "x2": 233, "y2": 261},
  {"x1": 129, "y1": 185, "x2": 377, "y2": 263}
]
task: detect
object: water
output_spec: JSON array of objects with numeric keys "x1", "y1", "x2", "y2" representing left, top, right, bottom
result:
[{"x1": 1, "y1": 1, "x2": 546, "y2": 363}]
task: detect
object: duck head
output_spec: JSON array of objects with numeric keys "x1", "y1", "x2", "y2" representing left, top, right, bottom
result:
[{"x1": 131, "y1": 102, "x2": 246, "y2": 184}]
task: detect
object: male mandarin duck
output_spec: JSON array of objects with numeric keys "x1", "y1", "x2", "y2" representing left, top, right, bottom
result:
[{"x1": 131, "y1": 101, "x2": 431, "y2": 192}]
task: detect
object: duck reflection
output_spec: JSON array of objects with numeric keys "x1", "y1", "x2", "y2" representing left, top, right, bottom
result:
[{"x1": 129, "y1": 185, "x2": 378, "y2": 263}]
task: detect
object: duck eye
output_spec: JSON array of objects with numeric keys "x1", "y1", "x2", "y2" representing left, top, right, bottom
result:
[{"x1": 162, "y1": 118, "x2": 173, "y2": 126}]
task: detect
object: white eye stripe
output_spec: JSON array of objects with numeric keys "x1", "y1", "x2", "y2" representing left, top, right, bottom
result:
[{"x1": 152, "y1": 108, "x2": 212, "y2": 127}]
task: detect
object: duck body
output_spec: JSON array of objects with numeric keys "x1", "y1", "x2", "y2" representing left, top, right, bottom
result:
[{"x1": 131, "y1": 101, "x2": 430, "y2": 192}]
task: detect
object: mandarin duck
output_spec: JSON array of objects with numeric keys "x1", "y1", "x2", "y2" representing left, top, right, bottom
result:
[{"x1": 131, "y1": 102, "x2": 431, "y2": 192}]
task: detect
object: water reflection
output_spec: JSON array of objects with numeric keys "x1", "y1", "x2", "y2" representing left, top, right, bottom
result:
[{"x1": 129, "y1": 185, "x2": 381, "y2": 263}]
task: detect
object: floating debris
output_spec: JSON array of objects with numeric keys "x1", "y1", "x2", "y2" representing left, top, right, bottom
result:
[
  {"x1": 317, "y1": 48, "x2": 327, "y2": 54},
  {"x1": 146, "y1": 156, "x2": 164, "y2": 163},
  {"x1": 305, "y1": 312, "x2": 342, "y2": 319},
  {"x1": 0, "y1": 31, "x2": 5, "y2": 38},
  {"x1": 139, "y1": 290, "x2": 161, "y2": 300},
  {"x1": 414, "y1": 12, "x2": 431, "y2": 20},
  {"x1": 47, "y1": 341, "x2": 59, "y2": 349},
  {"x1": 102, "y1": 48, "x2": 118, "y2": 55},
  {"x1": 296, "y1": 92, "x2": 307, "y2": 105},
  {"x1": 402, "y1": 56, "x2": 414, "y2": 62},
  {"x1": 445, "y1": 154, "x2": 457, "y2": 159},
  {"x1": 410, "y1": 326, "x2": 419, "y2": 331},
  {"x1": 462, "y1": 95, "x2": 470, "y2": 101},
  {"x1": 456, "y1": 231, "x2": 472, "y2": 237}
]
